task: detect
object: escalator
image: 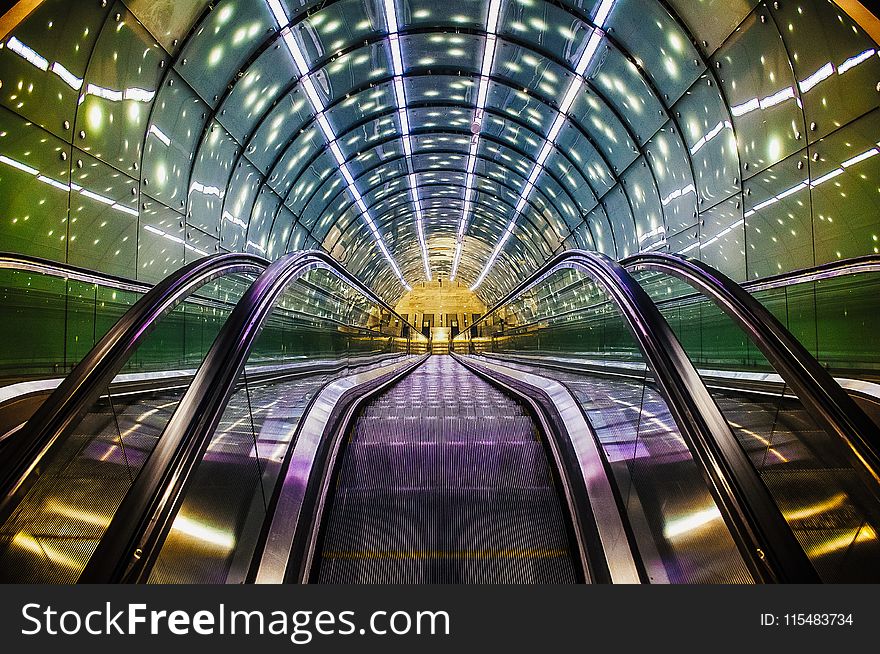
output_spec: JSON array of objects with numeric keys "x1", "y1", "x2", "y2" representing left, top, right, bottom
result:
[
  {"x1": 314, "y1": 355, "x2": 580, "y2": 584},
  {"x1": 3, "y1": 248, "x2": 880, "y2": 584},
  {"x1": 0, "y1": 251, "x2": 424, "y2": 583},
  {"x1": 460, "y1": 249, "x2": 880, "y2": 582}
]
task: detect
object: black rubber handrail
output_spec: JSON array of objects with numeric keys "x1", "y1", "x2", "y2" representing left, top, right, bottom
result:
[
  {"x1": 453, "y1": 249, "x2": 818, "y2": 582},
  {"x1": 624, "y1": 252, "x2": 880, "y2": 486},
  {"x1": 0, "y1": 252, "x2": 269, "y2": 521},
  {"x1": 79, "y1": 250, "x2": 423, "y2": 583},
  {"x1": 459, "y1": 253, "x2": 880, "y2": 339}
]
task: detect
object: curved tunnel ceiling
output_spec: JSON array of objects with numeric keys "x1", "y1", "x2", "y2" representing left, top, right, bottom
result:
[{"x1": 1, "y1": 0, "x2": 879, "y2": 307}]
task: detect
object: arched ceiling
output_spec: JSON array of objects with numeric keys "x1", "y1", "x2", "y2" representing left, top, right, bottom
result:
[
  {"x1": 2, "y1": 0, "x2": 879, "y2": 307},
  {"x1": 164, "y1": 0, "x2": 711, "y2": 304}
]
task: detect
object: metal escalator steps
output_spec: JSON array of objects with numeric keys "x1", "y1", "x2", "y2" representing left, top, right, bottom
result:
[
  {"x1": 339, "y1": 442, "x2": 555, "y2": 489},
  {"x1": 351, "y1": 415, "x2": 535, "y2": 443},
  {"x1": 316, "y1": 356, "x2": 579, "y2": 584}
]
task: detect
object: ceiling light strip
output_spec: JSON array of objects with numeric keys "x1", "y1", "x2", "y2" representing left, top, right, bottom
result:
[
  {"x1": 269, "y1": 1, "x2": 409, "y2": 289},
  {"x1": 449, "y1": 0, "x2": 503, "y2": 281},
  {"x1": 383, "y1": 0, "x2": 430, "y2": 281},
  {"x1": 470, "y1": 0, "x2": 615, "y2": 291}
]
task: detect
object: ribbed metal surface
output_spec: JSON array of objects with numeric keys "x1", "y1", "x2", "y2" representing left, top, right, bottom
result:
[
  {"x1": 480, "y1": 358, "x2": 753, "y2": 584},
  {"x1": 148, "y1": 373, "x2": 333, "y2": 584},
  {"x1": 717, "y1": 392, "x2": 880, "y2": 582},
  {"x1": 0, "y1": 393, "x2": 182, "y2": 583},
  {"x1": 316, "y1": 356, "x2": 578, "y2": 584}
]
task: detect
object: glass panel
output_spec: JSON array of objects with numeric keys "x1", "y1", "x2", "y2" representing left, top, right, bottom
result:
[
  {"x1": 673, "y1": 73, "x2": 739, "y2": 208},
  {"x1": 286, "y1": 0, "x2": 383, "y2": 68},
  {"x1": 187, "y1": 119, "x2": 238, "y2": 236},
  {"x1": 312, "y1": 41, "x2": 392, "y2": 107},
  {"x1": 403, "y1": 0, "x2": 490, "y2": 31},
  {"x1": 622, "y1": 157, "x2": 665, "y2": 251},
  {"x1": 698, "y1": 194, "x2": 746, "y2": 282},
  {"x1": 266, "y1": 207, "x2": 295, "y2": 259},
  {"x1": 814, "y1": 273, "x2": 880, "y2": 373},
  {"x1": 0, "y1": 0, "x2": 106, "y2": 141},
  {"x1": 556, "y1": 121, "x2": 615, "y2": 196},
  {"x1": 248, "y1": 90, "x2": 312, "y2": 175},
  {"x1": 220, "y1": 158, "x2": 262, "y2": 251},
  {"x1": 771, "y1": 0, "x2": 880, "y2": 143},
  {"x1": 0, "y1": 269, "x2": 68, "y2": 380},
  {"x1": 126, "y1": 0, "x2": 211, "y2": 54},
  {"x1": 743, "y1": 148, "x2": 812, "y2": 280},
  {"x1": 147, "y1": 266, "x2": 416, "y2": 583},
  {"x1": 665, "y1": 0, "x2": 759, "y2": 56},
  {"x1": 143, "y1": 71, "x2": 208, "y2": 210},
  {"x1": 137, "y1": 204, "x2": 186, "y2": 283},
  {"x1": 458, "y1": 266, "x2": 754, "y2": 583},
  {"x1": 590, "y1": 43, "x2": 665, "y2": 144},
  {"x1": 601, "y1": 184, "x2": 637, "y2": 257},
  {"x1": 185, "y1": 225, "x2": 219, "y2": 262},
  {"x1": 217, "y1": 40, "x2": 298, "y2": 142},
  {"x1": 644, "y1": 121, "x2": 697, "y2": 234},
  {"x1": 713, "y1": 12, "x2": 805, "y2": 178},
  {"x1": 586, "y1": 204, "x2": 616, "y2": 256},
  {"x1": 271, "y1": 123, "x2": 324, "y2": 199},
  {"x1": 811, "y1": 109, "x2": 880, "y2": 265},
  {"x1": 0, "y1": 266, "x2": 258, "y2": 582},
  {"x1": 569, "y1": 84, "x2": 638, "y2": 174},
  {"x1": 67, "y1": 150, "x2": 139, "y2": 278},
  {"x1": 636, "y1": 271, "x2": 880, "y2": 581},
  {"x1": 75, "y1": 3, "x2": 165, "y2": 173},
  {"x1": 245, "y1": 188, "x2": 282, "y2": 256},
  {"x1": 0, "y1": 107, "x2": 70, "y2": 263},
  {"x1": 174, "y1": 0, "x2": 275, "y2": 107},
  {"x1": 401, "y1": 32, "x2": 482, "y2": 76},
  {"x1": 606, "y1": 0, "x2": 704, "y2": 104}
]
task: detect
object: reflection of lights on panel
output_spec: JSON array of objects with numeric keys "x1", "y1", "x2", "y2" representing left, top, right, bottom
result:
[
  {"x1": 6, "y1": 36, "x2": 48, "y2": 70},
  {"x1": 11, "y1": 532, "x2": 83, "y2": 570},
  {"x1": 470, "y1": 0, "x2": 616, "y2": 290},
  {"x1": 663, "y1": 506, "x2": 722, "y2": 539},
  {"x1": 144, "y1": 224, "x2": 208, "y2": 255},
  {"x1": 689, "y1": 120, "x2": 731, "y2": 155},
  {"x1": 0, "y1": 154, "x2": 39, "y2": 175},
  {"x1": 170, "y1": 515, "x2": 235, "y2": 550},
  {"x1": 783, "y1": 493, "x2": 847, "y2": 522},
  {"x1": 51, "y1": 61, "x2": 83, "y2": 90},
  {"x1": 837, "y1": 48, "x2": 876, "y2": 75},
  {"x1": 798, "y1": 62, "x2": 834, "y2": 93},
  {"x1": 806, "y1": 525, "x2": 876, "y2": 559},
  {"x1": 46, "y1": 500, "x2": 109, "y2": 528},
  {"x1": 147, "y1": 124, "x2": 171, "y2": 147},
  {"x1": 267, "y1": 1, "x2": 409, "y2": 290}
]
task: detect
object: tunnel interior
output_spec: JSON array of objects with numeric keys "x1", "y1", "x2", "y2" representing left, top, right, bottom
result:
[
  {"x1": 1, "y1": 0, "x2": 880, "y2": 586},
  {"x1": 0, "y1": 0, "x2": 878, "y2": 311}
]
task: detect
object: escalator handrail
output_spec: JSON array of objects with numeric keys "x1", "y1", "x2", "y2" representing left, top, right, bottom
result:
[
  {"x1": 456, "y1": 253, "x2": 880, "y2": 340},
  {"x1": 78, "y1": 249, "x2": 420, "y2": 583},
  {"x1": 0, "y1": 252, "x2": 155, "y2": 294},
  {"x1": 453, "y1": 248, "x2": 818, "y2": 582},
  {"x1": 624, "y1": 252, "x2": 880, "y2": 484},
  {"x1": 0, "y1": 252, "x2": 269, "y2": 517}
]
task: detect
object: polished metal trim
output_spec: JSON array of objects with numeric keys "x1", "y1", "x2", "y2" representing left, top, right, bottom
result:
[
  {"x1": 453, "y1": 249, "x2": 818, "y2": 582},
  {"x1": 255, "y1": 355, "x2": 429, "y2": 584},
  {"x1": 452, "y1": 353, "x2": 642, "y2": 584},
  {"x1": 625, "y1": 252, "x2": 880, "y2": 485},
  {"x1": 80, "y1": 250, "x2": 424, "y2": 583},
  {"x1": 0, "y1": 252, "x2": 153, "y2": 293},
  {"x1": 0, "y1": 252, "x2": 269, "y2": 522}
]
